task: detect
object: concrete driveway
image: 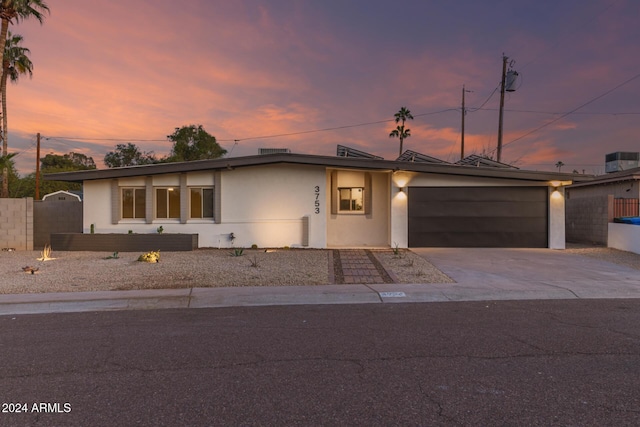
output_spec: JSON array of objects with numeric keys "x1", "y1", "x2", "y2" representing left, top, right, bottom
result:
[{"x1": 410, "y1": 247, "x2": 640, "y2": 301}]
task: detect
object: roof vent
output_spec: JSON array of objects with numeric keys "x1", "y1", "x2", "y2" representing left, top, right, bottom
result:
[
  {"x1": 605, "y1": 152, "x2": 639, "y2": 173},
  {"x1": 259, "y1": 148, "x2": 291, "y2": 155}
]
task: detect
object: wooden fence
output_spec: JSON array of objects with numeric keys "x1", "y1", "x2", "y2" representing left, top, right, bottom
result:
[{"x1": 614, "y1": 198, "x2": 639, "y2": 218}]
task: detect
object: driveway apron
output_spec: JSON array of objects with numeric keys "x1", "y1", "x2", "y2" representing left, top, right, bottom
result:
[{"x1": 411, "y1": 248, "x2": 640, "y2": 300}]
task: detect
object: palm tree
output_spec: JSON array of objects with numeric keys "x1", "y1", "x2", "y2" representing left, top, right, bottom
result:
[
  {"x1": 0, "y1": 31, "x2": 31, "y2": 198},
  {"x1": 0, "y1": 1, "x2": 48, "y2": 88},
  {"x1": 0, "y1": 151, "x2": 15, "y2": 197},
  {"x1": 389, "y1": 107, "x2": 413, "y2": 156},
  {"x1": 389, "y1": 125, "x2": 411, "y2": 156},
  {"x1": 555, "y1": 161, "x2": 565, "y2": 172}
]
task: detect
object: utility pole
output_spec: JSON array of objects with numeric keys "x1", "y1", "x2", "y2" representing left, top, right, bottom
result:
[
  {"x1": 497, "y1": 55, "x2": 507, "y2": 163},
  {"x1": 461, "y1": 85, "x2": 472, "y2": 160},
  {"x1": 497, "y1": 55, "x2": 519, "y2": 163},
  {"x1": 35, "y1": 132, "x2": 40, "y2": 200}
]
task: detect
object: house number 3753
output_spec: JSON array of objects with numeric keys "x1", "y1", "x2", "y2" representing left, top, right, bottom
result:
[{"x1": 314, "y1": 186, "x2": 320, "y2": 214}]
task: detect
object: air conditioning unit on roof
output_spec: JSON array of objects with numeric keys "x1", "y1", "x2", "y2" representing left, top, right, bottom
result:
[{"x1": 605, "y1": 152, "x2": 639, "y2": 173}]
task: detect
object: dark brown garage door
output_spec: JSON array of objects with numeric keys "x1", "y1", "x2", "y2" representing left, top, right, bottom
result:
[{"x1": 408, "y1": 187, "x2": 548, "y2": 248}]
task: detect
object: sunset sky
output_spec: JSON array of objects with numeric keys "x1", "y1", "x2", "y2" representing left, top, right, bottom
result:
[{"x1": 7, "y1": 0, "x2": 640, "y2": 174}]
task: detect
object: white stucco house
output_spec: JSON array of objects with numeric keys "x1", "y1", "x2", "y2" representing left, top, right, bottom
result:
[{"x1": 47, "y1": 152, "x2": 584, "y2": 249}]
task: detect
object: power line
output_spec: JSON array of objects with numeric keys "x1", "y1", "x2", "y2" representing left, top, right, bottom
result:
[
  {"x1": 224, "y1": 108, "x2": 460, "y2": 142},
  {"x1": 44, "y1": 136, "x2": 167, "y2": 142},
  {"x1": 472, "y1": 107, "x2": 640, "y2": 116},
  {"x1": 40, "y1": 108, "x2": 460, "y2": 145},
  {"x1": 493, "y1": 70, "x2": 640, "y2": 154}
]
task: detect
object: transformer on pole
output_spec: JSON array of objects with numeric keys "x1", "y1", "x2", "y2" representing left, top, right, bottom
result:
[{"x1": 497, "y1": 55, "x2": 518, "y2": 163}]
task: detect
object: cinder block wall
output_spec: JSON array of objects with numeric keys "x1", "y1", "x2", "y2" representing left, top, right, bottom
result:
[
  {"x1": 565, "y1": 195, "x2": 610, "y2": 245},
  {"x1": 0, "y1": 198, "x2": 33, "y2": 250},
  {"x1": 33, "y1": 200, "x2": 83, "y2": 249}
]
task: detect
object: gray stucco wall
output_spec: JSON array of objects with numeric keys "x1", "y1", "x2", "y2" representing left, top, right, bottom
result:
[
  {"x1": 33, "y1": 200, "x2": 83, "y2": 249},
  {"x1": 0, "y1": 198, "x2": 33, "y2": 250},
  {"x1": 565, "y1": 194, "x2": 611, "y2": 245}
]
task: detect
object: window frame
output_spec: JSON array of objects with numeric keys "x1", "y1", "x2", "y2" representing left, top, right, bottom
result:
[
  {"x1": 189, "y1": 187, "x2": 215, "y2": 220},
  {"x1": 155, "y1": 187, "x2": 181, "y2": 220},
  {"x1": 121, "y1": 187, "x2": 146, "y2": 220},
  {"x1": 337, "y1": 186, "x2": 365, "y2": 213}
]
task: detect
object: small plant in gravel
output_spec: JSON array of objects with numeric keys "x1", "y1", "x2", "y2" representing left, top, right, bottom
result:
[
  {"x1": 251, "y1": 244, "x2": 258, "y2": 249},
  {"x1": 105, "y1": 252, "x2": 119, "y2": 260},
  {"x1": 229, "y1": 248, "x2": 244, "y2": 257},
  {"x1": 37, "y1": 245, "x2": 55, "y2": 261},
  {"x1": 138, "y1": 250, "x2": 160, "y2": 263},
  {"x1": 392, "y1": 242, "x2": 404, "y2": 259},
  {"x1": 249, "y1": 255, "x2": 260, "y2": 268},
  {"x1": 157, "y1": 226, "x2": 164, "y2": 234}
]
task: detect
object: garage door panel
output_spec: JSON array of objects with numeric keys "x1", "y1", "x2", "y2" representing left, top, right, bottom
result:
[
  {"x1": 409, "y1": 231, "x2": 548, "y2": 248},
  {"x1": 408, "y1": 187, "x2": 548, "y2": 247},
  {"x1": 410, "y1": 217, "x2": 548, "y2": 233},
  {"x1": 409, "y1": 201, "x2": 547, "y2": 218}
]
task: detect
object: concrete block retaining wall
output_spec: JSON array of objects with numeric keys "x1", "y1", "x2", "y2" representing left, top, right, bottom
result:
[
  {"x1": 50, "y1": 233, "x2": 198, "y2": 252},
  {"x1": 565, "y1": 195, "x2": 611, "y2": 245},
  {"x1": 0, "y1": 198, "x2": 33, "y2": 250}
]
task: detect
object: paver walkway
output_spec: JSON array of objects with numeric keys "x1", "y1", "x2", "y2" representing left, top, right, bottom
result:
[{"x1": 334, "y1": 249, "x2": 395, "y2": 284}]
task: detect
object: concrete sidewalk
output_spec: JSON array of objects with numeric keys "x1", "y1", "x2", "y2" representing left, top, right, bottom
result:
[{"x1": 2, "y1": 247, "x2": 640, "y2": 316}]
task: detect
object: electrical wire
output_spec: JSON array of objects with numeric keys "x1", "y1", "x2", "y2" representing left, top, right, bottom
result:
[
  {"x1": 493, "y1": 70, "x2": 640, "y2": 154},
  {"x1": 41, "y1": 108, "x2": 460, "y2": 145}
]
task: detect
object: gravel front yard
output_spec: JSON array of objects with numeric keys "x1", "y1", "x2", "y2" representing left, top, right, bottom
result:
[
  {"x1": 2, "y1": 245, "x2": 638, "y2": 295},
  {"x1": 0, "y1": 248, "x2": 451, "y2": 294}
]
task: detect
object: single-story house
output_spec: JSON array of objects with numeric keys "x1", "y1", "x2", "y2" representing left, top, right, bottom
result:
[
  {"x1": 47, "y1": 151, "x2": 586, "y2": 249},
  {"x1": 566, "y1": 166, "x2": 640, "y2": 245}
]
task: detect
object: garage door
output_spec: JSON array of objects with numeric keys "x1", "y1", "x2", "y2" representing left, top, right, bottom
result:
[{"x1": 408, "y1": 187, "x2": 548, "y2": 248}]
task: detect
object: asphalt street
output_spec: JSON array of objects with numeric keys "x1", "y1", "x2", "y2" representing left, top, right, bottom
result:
[{"x1": 1, "y1": 299, "x2": 639, "y2": 426}]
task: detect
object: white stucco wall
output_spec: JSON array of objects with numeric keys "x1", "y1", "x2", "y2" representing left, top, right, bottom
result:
[
  {"x1": 219, "y1": 164, "x2": 326, "y2": 248},
  {"x1": 83, "y1": 180, "x2": 113, "y2": 233},
  {"x1": 326, "y1": 170, "x2": 390, "y2": 247},
  {"x1": 548, "y1": 187, "x2": 566, "y2": 249},
  {"x1": 608, "y1": 223, "x2": 640, "y2": 254},
  {"x1": 83, "y1": 164, "x2": 327, "y2": 249}
]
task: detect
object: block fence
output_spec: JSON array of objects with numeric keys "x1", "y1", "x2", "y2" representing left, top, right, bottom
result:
[{"x1": 0, "y1": 198, "x2": 33, "y2": 251}]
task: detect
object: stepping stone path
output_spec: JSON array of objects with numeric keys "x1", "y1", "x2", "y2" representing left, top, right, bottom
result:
[{"x1": 334, "y1": 249, "x2": 395, "y2": 284}]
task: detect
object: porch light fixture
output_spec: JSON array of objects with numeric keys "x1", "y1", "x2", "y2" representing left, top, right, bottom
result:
[{"x1": 398, "y1": 187, "x2": 405, "y2": 193}]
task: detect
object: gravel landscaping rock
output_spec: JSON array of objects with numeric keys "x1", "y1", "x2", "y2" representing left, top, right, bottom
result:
[{"x1": 3, "y1": 245, "x2": 637, "y2": 295}]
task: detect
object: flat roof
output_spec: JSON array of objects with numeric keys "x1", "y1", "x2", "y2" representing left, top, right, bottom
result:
[{"x1": 44, "y1": 152, "x2": 590, "y2": 184}]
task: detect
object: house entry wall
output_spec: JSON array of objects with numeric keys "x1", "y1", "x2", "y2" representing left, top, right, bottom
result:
[{"x1": 408, "y1": 187, "x2": 548, "y2": 247}]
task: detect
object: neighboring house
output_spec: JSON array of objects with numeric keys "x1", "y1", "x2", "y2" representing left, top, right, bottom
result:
[
  {"x1": 566, "y1": 166, "x2": 640, "y2": 245},
  {"x1": 46, "y1": 152, "x2": 584, "y2": 249}
]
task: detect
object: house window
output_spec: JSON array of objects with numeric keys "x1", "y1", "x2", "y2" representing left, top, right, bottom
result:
[
  {"x1": 156, "y1": 188, "x2": 180, "y2": 219},
  {"x1": 190, "y1": 188, "x2": 214, "y2": 219},
  {"x1": 339, "y1": 187, "x2": 364, "y2": 212},
  {"x1": 122, "y1": 188, "x2": 146, "y2": 219}
]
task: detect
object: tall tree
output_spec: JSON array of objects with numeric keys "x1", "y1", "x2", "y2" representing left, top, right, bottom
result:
[
  {"x1": 167, "y1": 125, "x2": 226, "y2": 162},
  {"x1": 2, "y1": 32, "x2": 31, "y2": 148},
  {"x1": 104, "y1": 143, "x2": 158, "y2": 168},
  {"x1": 0, "y1": 31, "x2": 31, "y2": 197},
  {"x1": 41, "y1": 152, "x2": 96, "y2": 172},
  {"x1": 0, "y1": 1, "x2": 48, "y2": 197},
  {"x1": 0, "y1": 1, "x2": 48, "y2": 89},
  {"x1": 555, "y1": 161, "x2": 565, "y2": 172},
  {"x1": 389, "y1": 107, "x2": 414, "y2": 157},
  {"x1": 0, "y1": 150, "x2": 14, "y2": 196}
]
